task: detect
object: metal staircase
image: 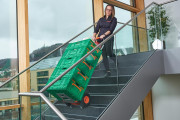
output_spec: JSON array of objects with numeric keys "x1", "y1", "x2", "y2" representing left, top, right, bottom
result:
[{"x1": 40, "y1": 51, "x2": 156, "y2": 120}]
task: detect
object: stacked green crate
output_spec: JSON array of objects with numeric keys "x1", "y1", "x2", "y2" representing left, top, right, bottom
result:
[{"x1": 46, "y1": 39, "x2": 102, "y2": 102}]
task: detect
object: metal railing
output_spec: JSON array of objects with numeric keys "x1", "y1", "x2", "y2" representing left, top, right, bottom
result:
[
  {"x1": 19, "y1": 92, "x2": 67, "y2": 120},
  {"x1": 0, "y1": 21, "x2": 141, "y2": 89}
]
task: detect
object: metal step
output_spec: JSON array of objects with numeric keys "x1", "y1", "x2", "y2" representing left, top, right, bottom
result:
[
  {"x1": 87, "y1": 84, "x2": 125, "y2": 94},
  {"x1": 43, "y1": 104, "x2": 105, "y2": 119},
  {"x1": 89, "y1": 76, "x2": 132, "y2": 85}
]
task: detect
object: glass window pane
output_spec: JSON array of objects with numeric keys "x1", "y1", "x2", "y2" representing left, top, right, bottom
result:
[
  {"x1": 28, "y1": 0, "x2": 94, "y2": 61},
  {"x1": 37, "y1": 71, "x2": 49, "y2": 77},
  {"x1": 28, "y1": 0, "x2": 94, "y2": 93},
  {"x1": 104, "y1": 2, "x2": 134, "y2": 24},
  {"x1": 0, "y1": 1, "x2": 19, "y2": 120},
  {"x1": 0, "y1": 0, "x2": 18, "y2": 78},
  {"x1": 130, "y1": 104, "x2": 144, "y2": 120},
  {"x1": 37, "y1": 78, "x2": 49, "y2": 84},
  {"x1": 104, "y1": 2, "x2": 138, "y2": 54}
]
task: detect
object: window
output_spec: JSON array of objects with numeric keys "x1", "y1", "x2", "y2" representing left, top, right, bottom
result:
[
  {"x1": 103, "y1": 2, "x2": 138, "y2": 54},
  {"x1": 37, "y1": 71, "x2": 49, "y2": 77},
  {"x1": 28, "y1": 0, "x2": 94, "y2": 62},
  {"x1": 0, "y1": 0, "x2": 18, "y2": 80},
  {"x1": 0, "y1": 1, "x2": 19, "y2": 119},
  {"x1": 104, "y1": 2, "x2": 135, "y2": 24},
  {"x1": 38, "y1": 86, "x2": 44, "y2": 91},
  {"x1": 37, "y1": 77, "x2": 49, "y2": 84}
]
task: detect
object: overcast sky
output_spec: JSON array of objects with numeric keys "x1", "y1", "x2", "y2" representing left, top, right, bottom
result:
[{"x1": 0, "y1": 0, "x2": 17, "y2": 59}]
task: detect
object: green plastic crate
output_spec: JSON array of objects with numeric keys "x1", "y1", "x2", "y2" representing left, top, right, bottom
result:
[
  {"x1": 66, "y1": 39, "x2": 91, "y2": 50},
  {"x1": 63, "y1": 47, "x2": 88, "y2": 59},
  {"x1": 46, "y1": 39, "x2": 102, "y2": 101}
]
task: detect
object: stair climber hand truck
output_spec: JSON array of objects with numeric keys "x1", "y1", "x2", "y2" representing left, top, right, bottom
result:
[{"x1": 45, "y1": 38, "x2": 102, "y2": 109}]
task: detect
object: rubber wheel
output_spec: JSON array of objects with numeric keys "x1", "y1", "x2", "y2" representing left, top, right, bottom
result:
[{"x1": 80, "y1": 93, "x2": 90, "y2": 109}]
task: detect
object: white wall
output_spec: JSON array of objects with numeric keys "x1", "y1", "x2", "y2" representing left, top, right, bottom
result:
[{"x1": 152, "y1": 74, "x2": 180, "y2": 120}]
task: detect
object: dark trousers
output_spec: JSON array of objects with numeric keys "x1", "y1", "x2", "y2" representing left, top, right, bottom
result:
[{"x1": 102, "y1": 36, "x2": 116, "y2": 71}]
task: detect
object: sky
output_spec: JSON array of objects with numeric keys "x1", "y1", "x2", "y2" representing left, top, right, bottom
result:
[
  {"x1": 28, "y1": 0, "x2": 94, "y2": 53},
  {"x1": 0, "y1": 0, "x2": 94, "y2": 59},
  {"x1": 0, "y1": 0, "x2": 17, "y2": 59}
]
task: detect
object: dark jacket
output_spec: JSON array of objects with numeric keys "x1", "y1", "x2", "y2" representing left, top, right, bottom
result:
[{"x1": 94, "y1": 15, "x2": 117, "y2": 40}]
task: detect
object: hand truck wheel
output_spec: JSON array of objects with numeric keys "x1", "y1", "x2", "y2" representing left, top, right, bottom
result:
[{"x1": 80, "y1": 93, "x2": 90, "y2": 109}]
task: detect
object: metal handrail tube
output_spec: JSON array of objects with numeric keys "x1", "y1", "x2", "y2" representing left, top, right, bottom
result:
[
  {"x1": 159, "y1": 0, "x2": 178, "y2": 5},
  {"x1": 19, "y1": 92, "x2": 67, "y2": 120},
  {"x1": 0, "y1": 21, "x2": 137, "y2": 89}
]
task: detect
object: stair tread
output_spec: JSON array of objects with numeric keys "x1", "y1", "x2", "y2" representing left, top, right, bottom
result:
[
  {"x1": 88, "y1": 84, "x2": 126, "y2": 86},
  {"x1": 91, "y1": 75, "x2": 133, "y2": 78},
  {"x1": 44, "y1": 114, "x2": 95, "y2": 120}
]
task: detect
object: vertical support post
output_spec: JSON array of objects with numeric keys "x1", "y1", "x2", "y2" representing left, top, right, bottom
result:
[
  {"x1": 93, "y1": 0, "x2": 104, "y2": 62},
  {"x1": 131, "y1": 12, "x2": 139, "y2": 53},
  {"x1": 136, "y1": 0, "x2": 153, "y2": 119},
  {"x1": 136, "y1": 0, "x2": 148, "y2": 52},
  {"x1": 93, "y1": 0, "x2": 104, "y2": 22},
  {"x1": 17, "y1": 0, "x2": 31, "y2": 119},
  {"x1": 143, "y1": 90, "x2": 154, "y2": 120}
]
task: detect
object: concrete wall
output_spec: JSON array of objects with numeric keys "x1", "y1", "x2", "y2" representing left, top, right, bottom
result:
[{"x1": 152, "y1": 74, "x2": 180, "y2": 120}]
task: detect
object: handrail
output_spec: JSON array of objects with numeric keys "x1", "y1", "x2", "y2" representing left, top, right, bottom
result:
[
  {"x1": 0, "y1": 22, "x2": 97, "y2": 88},
  {"x1": 159, "y1": 0, "x2": 178, "y2": 5},
  {"x1": 0, "y1": 104, "x2": 22, "y2": 110},
  {"x1": 117, "y1": 21, "x2": 149, "y2": 30},
  {"x1": 39, "y1": 1, "x2": 158, "y2": 93},
  {"x1": 0, "y1": 21, "x2": 152, "y2": 89},
  {"x1": 19, "y1": 92, "x2": 67, "y2": 120},
  {"x1": 0, "y1": 21, "x2": 147, "y2": 89}
]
